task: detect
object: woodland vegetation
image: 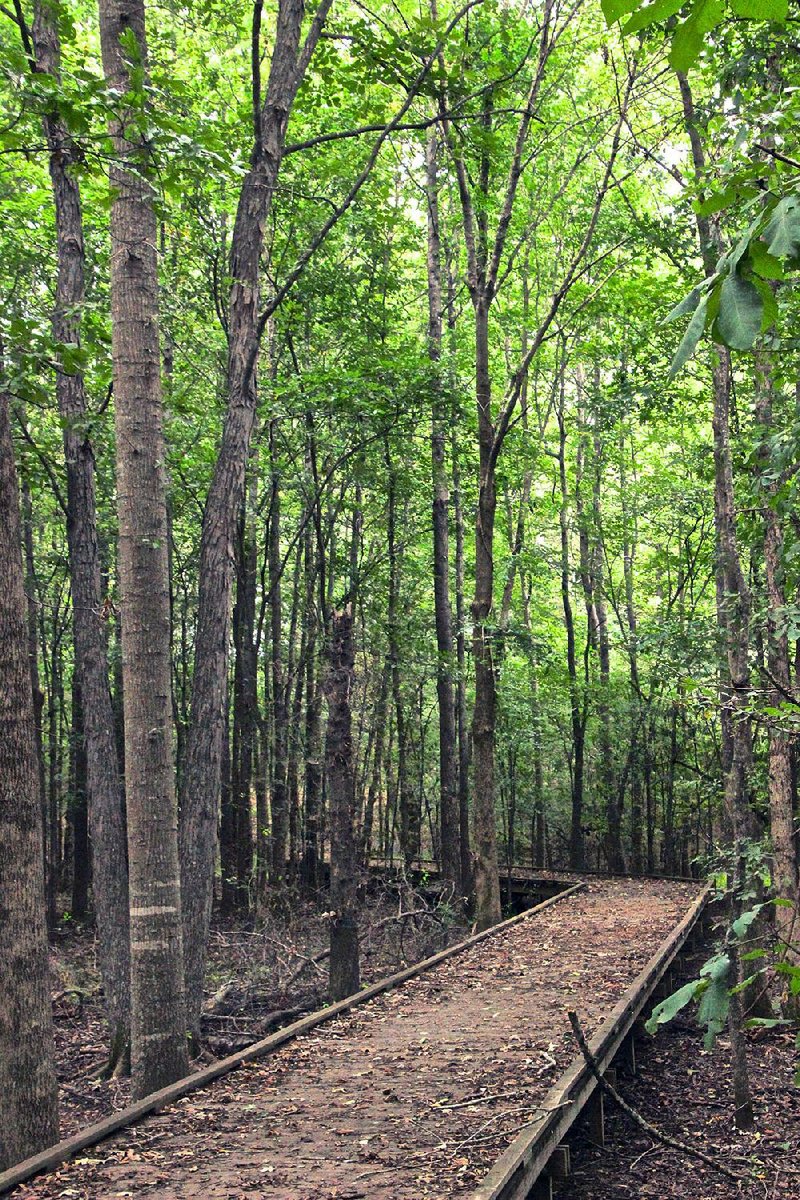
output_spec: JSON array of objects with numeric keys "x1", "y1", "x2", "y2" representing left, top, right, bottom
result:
[{"x1": 0, "y1": 0, "x2": 798, "y2": 1175}]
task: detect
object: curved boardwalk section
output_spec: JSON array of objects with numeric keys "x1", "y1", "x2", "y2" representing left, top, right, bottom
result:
[{"x1": 11, "y1": 878, "x2": 696, "y2": 1200}]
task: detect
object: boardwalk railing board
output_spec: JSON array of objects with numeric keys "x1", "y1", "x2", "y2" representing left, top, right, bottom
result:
[
  {"x1": 0, "y1": 881, "x2": 585, "y2": 1196},
  {"x1": 469, "y1": 886, "x2": 710, "y2": 1200}
]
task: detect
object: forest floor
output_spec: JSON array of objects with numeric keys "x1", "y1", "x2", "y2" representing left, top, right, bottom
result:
[
  {"x1": 13, "y1": 878, "x2": 697, "y2": 1199},
  {"x1": 48, "y1": 879, "x2": 469, "y2": 1137},
  {"x1": 553, "y1": 948, "x2": 800, "y2": 1200}
]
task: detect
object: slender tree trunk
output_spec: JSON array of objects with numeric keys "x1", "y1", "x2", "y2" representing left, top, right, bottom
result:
[
  {"x1": 178, "y1": 0, "x2": 332, "y2": 1043},
  {"x1": 447, "y1": 275, "x2": 471, "y2": 895},
  {"x1": 325, "y1": 606, "x2": 360, "y2": 1001},
  {"x1": 33, "y1": 0, "x2": 131, "y2": 1063},
  {"x1": 268, "y1": 426, "x2": 289, "y2": 883},
  {"x1": 0, "y1": 378, "x2": 60, "y2": 1168},
  {"x1": 20, "y1": 482, "x2": 52, "y2": 921},
  {"x1": 557, "y1": 406, "x2": 585, "y2": 870},
  {"x1": 426, "y1": 129, "x2": 460, "y2": 893},
  {"x1": 471, "y1": 297, "x2": 501, "y2": 927},
  {"x1": 70, "y1": 679, "x2": 90, "y2": 920},
  {"x1": 231, "y1": 491, "x2": 258, "y2": 912},
  {"x1": 754, "y1": 355, "x2": 799, "y2": 959},
  {"x1": 386, "y1": 443, "x2": 415, "y2": 866},
  {"x1": 99, "y1": 0, "x2": 188, "y2": 1096}
]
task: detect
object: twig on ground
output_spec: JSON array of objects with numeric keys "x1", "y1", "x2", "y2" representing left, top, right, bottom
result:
[{"x1": 567, "y1": 1010, "x2": 744, "y2": 1183}]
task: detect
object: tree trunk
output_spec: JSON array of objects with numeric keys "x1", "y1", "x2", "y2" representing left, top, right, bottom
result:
[
  {"x1": 471, "y1": 297, "x2": 501, "y2": 927},
  {"x1": 557, "y1": 405, "x2": 585, "y2": 870},
  {"x1": 754, "y1": 355, "x2": 799, "y2": 959},
  {"x1": 70, "y1": 679, "x2": 90, "y2": 920},
  {"x1": 325, "y1": 606, "x2": 360, "y2": 1001},
  {"x1": 0, "y1": 379, "x2": 60, "y2": 1168},
  {"x1": 99, "y1": 0, "x2": 188, "y2": 1097},
  {"x1": 178, "y1": 0, "x2": 331, "y2": 1044},
  {"x1": 425, "y1": 129, "x2": 460, "y2": 894},
  {"x1": 33, "y1": 0, "x2": 131, "y2": 1063},
  {"x1": 268, "y1": 428, "x2": 289, "y2": 883}
]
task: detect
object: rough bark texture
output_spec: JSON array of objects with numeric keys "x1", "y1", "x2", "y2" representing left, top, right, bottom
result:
[
  {"x1": 33, "y1": 0, "x2": 130, "y2": 1063},
  {"x1": 0, "y1": 382, "x2": 60, "y2": 1169},
  {"x1": 425, "y1": 130, "x2": 460, "y2": 894},
  {"x1": 325, "y1": 606, "x2": 361, "y2": 1001},
  {"x1": 754, "y1": 355, "x2": 799, "y2": 957},
  {"x1": 98, "y1": 0, "x2": 189, "y2": 1098},
  {"x1": 178, "y1": 0, "x2": 332, "y2": 1041},
  {"x1": 471, "y1": 299, "x2": 502, "y2": 927}
]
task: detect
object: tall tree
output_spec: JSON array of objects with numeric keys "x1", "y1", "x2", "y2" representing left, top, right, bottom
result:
[
  {"x1": 98, "y1": 0, "x2": 189, "y2": 1096},
  {"x1": 0, "y1": 372, "x2": 59, "y2": 1169},
  {"x1": 30, "y1": 0, "x2": 130, "y2": 1067}
]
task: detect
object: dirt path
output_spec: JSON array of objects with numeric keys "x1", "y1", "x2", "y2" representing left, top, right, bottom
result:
[{"x1": 13, "y1": 878, "x2": 697, "y2": 1200}]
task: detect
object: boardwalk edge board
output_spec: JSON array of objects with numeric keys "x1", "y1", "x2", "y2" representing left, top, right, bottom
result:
[
  {"x1": 0, "y1": 881, "x2": 586, "y2": 1195},
  {"x1": 470, "y1": 886, "x2": 711, "y2": 1200}
]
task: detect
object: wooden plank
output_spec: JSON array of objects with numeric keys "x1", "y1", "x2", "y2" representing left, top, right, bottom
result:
[
  {"x1": 470, "y1": 886, "x2": 709, "y2": 1200},
  {"x1": 0, "y1": 882, "x2": 585, "y2": 1196}
]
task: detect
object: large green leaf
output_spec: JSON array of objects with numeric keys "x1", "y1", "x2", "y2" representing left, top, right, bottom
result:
[
  {"x1": 645, "y1": 978, "x2": 704, "y2": 1034},
  {"x1": 622, "y1": 0, "x2": 686, "y2": 33},
  {"x1": 764, "y1": 193, "x2": 800, "y2": 260},
  {"x1": 669, "y1": 0, "x2": 725, "y2": 71},
  {"x1": 749, "y1": 238, "x2": 785, "y2": 281},
  {"x1": 665, "y1": 285, "x2": 702, "y2": 323},
  {"x1": 668, "y1": 291, "x2": 709, "y2": 378},
  {"x1": 601, "y1": 0, "x2": 640, "y2": 22},
  {"x1": 697, "y1": 953, "x2": 731, "y2": 1049},
  {"x1": 729, "y1": 0, "x2": 787, "y2": 17},
  {"x1": 714, "y1": 274, "x2": 763, "y2": 349}
]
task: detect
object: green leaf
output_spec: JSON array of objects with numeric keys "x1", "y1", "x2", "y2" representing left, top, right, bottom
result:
[
  {"x1": 622, "y1": 0, "x2": 686, "y2": 33},
  {"x1": 728, "y1": 0, "x2": 787, "y2": 17},
  {"x1": 669, "y1": 0, "x2": 725, "y2": 71},
  {"x1": 764, "y1": 193, "x2": 800, "y2": 260},
  {"x1": 732, "y1": 903, "x2": 765, "y2": 939},
  {"x1": 697, "y1": 953, "x2": 731, "y2": 1049},
  {"x1": 668, "y1": 291, "x2": 709, "y2": 378},
  {"x1": 744, "y1": 1017, "x2": 789, "y2": 1029},
  {"x1": 715, "y1": 274, "x2": 763, "y2": 350},
  {"x1": 645, "y1": 978, "x2": 704, "y2": 1034},
  {"x1": 601, "y1": 0, "x2": 640, "y2": 23},
  {"x1": 665, "y1": 285, "x2": 703, "y2": 323},
  {"x1": 749, "y1": 239, "x2": 785, "y2": 281},
  {"x1": 695, "y1": 186, "x2": 738, "y2": 217}
]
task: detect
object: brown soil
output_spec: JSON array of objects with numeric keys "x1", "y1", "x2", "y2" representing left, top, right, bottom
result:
[
  {"x1": 554, "y1": 951, "x2": 800, "y2": 1200},
  {"x1": 13, "y1": 878, "x2": 697, "y2": 1200}
]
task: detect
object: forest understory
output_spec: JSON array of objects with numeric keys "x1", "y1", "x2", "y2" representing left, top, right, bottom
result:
[
  {"x1": 558, "y1": 952, "x2": 800, "y2": 1200},
  {"x1": 48, "y1": 880, "x2": 469, "y2": 1138}
]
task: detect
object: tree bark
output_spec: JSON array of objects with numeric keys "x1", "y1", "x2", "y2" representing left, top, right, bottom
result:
[
  {"x1": 754, "y1": 355, "x2": 799, "y2": 957},
  {"x1": 325, "y1": 606, "x2": 360, "y2": 1001},
  {"x1": 425, "y1": 129, "x2": 460, "y2": 894},
  {"x1": 33, "y1": 0, "x2": 131, "y2": 1063},
  {"x1": 178, "y1": 0, "x2": 333, "y2": 1040},
  {"x1": 98, "y1": 0, "x2": 188, "y2": 1097},
  {"x1": 0, "y1": 378, "x2": 60, "y2": 1168}
]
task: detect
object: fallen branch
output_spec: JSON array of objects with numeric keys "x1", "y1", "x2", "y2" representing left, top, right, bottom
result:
[{"x1": 567, "y1": 1010, "x2": 744, "y2": 1182}]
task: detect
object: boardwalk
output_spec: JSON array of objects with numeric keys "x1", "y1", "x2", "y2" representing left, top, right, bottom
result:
[{"x1": 10, "y1": 878, "x2": 698, "y2": 1200}]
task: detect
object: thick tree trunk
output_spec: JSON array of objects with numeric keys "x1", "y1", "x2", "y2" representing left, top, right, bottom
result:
[
  {"x1": 99, "y1": 0, "x2": 188, "y2": 1097},
  {"x1": 0, "y1": 381, "x2": 60, "y2": 1168},
  {"x1": 325, "y1": 606, "x2": 360, "y2": 1001},
  {"x1": 33, "y1": 0, "x2": 130, "y2": 1062}
]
